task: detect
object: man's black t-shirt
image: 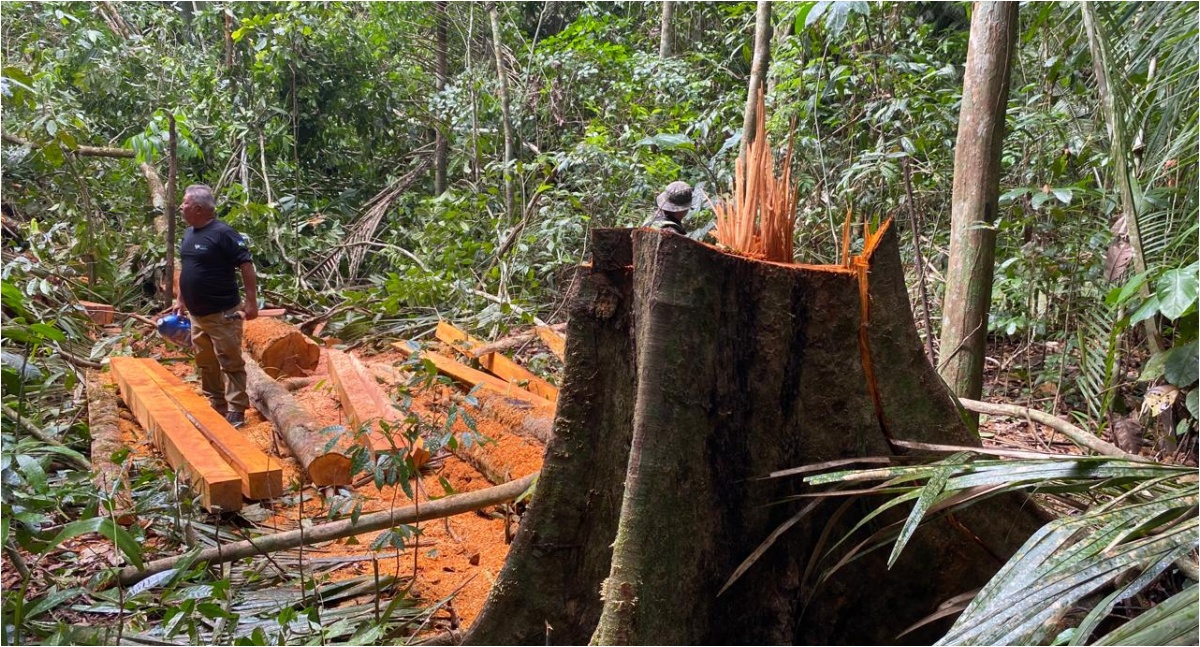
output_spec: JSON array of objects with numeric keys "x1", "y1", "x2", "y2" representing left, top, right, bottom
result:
[{"x1": 180, "y1": 220, "x2": 252, "y2": 316}]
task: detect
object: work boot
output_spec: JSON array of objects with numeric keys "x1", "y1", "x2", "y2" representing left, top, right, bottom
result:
[
  {"x1": 209, "y1": 400, "x2": 228, "y2": 417},
  {"x1": 225, "y1": 410, "x2": 246, "y2": 429}
]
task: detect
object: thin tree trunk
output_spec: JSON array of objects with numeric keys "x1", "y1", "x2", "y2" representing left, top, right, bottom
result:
[
  {"x1": 1081, "y1": 2, "x2": 1164, "y2": 354},
  {"x1": 488, "y1": 2, "x2": 516, "y2": 219},
  {"x1": 659, "y1": 1, "x2": 674, "y2": 58},
  {"x1": 937, "y1": 1, "x2": 1018, "y2": 427},
  {"x1": 434, "y1": 1, "x2": 449, "y2": 195},
  {"x1": 165, "y1": 114, "x2": 178, "y2": 307},
  {"x1": 740, "y1": 0, "x2": 773, "y2": 157}
]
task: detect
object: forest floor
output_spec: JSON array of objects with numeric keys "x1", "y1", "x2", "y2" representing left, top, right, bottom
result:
[{"x1": 2, "y1": 326, "x2": 1187, "y2": 640}]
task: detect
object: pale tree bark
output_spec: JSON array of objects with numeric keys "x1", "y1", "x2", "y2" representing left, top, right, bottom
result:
[
  {"x1": 434, "y1": 1, "x2": 449, "y2": 195},
  {"x1": 937, "y1": 1, "x2": 1018, "y2": 427},
  {"x1": 165, "y1": 114, "x2": 178, "y2": 306},
  {"x1": 740, "y1": 0, "x2": 772, "y2": 157},
  {"x1": 659, "y1": 1, "x2": 674, "y2": 58},
  {"x1": 488, "y1": 2, "x2": 516, "y2": 219}
]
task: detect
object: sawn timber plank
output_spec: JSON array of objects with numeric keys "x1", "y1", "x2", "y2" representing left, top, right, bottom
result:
[
  {"x1": 433, "y1": 321, "x2": 560, "y2": 403},
  {"x1": 325, "y1": 349, "x2": 430, "y2": 467},
  {"x1": 109, "y1": 358, "x2": 242, "y2": 512},
  {"x1": 138, "y1": 359, "x2": 283, "y2": 499}
]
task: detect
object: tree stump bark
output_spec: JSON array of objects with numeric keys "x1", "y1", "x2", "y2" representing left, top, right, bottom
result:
[
  {"x1": 245, "y1": 357, "x2": 353, "y2": 486},
  {"x1": 243, "y1": 318, "x2": 320, "y2": 378},
  {"x1": 465, "y1": 225, "x2": 1045, "y2": 645}
]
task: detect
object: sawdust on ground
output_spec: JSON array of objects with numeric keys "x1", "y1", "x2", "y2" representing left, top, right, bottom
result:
[{"x1": 116, "y1": 338, "x2": 549, "y2": 629}]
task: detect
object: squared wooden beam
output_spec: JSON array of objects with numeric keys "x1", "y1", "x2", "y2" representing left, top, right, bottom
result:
[
  {"x1": 326, "y1": 349, "x2": 430, "y2": 467},
  {"x1": 434, "y1": 321, "x2": 559, "y2": 403},
  {"x1": 138, "y1": 359, "x2": 283, "y2": 499},
  {"x1": 110, "y1": 358, "x2": 242, "y2": 512},
  {"x1": 393, "y1": 341, "x2": 554, "y2": 410}
]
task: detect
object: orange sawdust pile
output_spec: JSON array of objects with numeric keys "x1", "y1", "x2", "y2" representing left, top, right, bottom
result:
[{"x1": 115, "y1": 340, "x2": 548, "y2": 629}]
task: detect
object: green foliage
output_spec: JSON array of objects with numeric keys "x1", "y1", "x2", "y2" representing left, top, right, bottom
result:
[{"x1": 745, "y1": 452, "x2": 1198, "y2": 646}]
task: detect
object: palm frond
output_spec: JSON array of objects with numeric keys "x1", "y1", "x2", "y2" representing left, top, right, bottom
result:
[
  {"x1": 1092, "y1": 584, "x2": 1199, "y2": 646},
  {"x1": 758, "y1": 450, "x2": 1199, "y2": 645}
]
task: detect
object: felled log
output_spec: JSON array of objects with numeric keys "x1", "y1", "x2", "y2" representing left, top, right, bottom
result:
[
  {"x1": 243, "y1": 317, "x2": 320, "y2": 378},
  {"x1": 463, "y1": 391, "x2": 553, "y2": 444},
  {"x1": 245, "y1": 356, "x2": 353, "y2": 486},
  {"x1": 465, "y1": 225, "x2": 1046, "y2": 645},
  {"x1": 86, "y1": 369, "x2": 134, "y2": 524},
  {"x1": 469, "y1": 323, "x2": 566, "y2": 358}
]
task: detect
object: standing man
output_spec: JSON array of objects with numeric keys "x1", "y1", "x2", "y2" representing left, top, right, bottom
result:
[
  {"x1": 175, "y1": 184, "x2": 258, "y2": 428},
  {"x1": 644, "y1": 180, "x2": 693, "y2": 235}
]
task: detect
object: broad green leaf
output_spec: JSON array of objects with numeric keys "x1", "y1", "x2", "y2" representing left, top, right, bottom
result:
[
  {"x1": 24, "y1": 587, "x2": 83, "y2": 620},
  {"x1": 29, "y1": 322, "x2": 66, "y2": 343},
  {"x1": 1163, "y1": 341, "x2": 1198, "y2": 387},
  {"x1": 1108, "y1": 270, "x2": 1151, "y2": 307},
  {"x1": 1155, "y1": 266, "x2": 1199, "y2": 320},
  {"x1": 634, "y1": 133, "x2": 693, "y2": 150},
  {"x1": 1187, "y1": 389, "x2": 1198, "y2": 418},
  {"x1": 46, "y1": 517, "x2": 143, "y2": 569},
  {"x1": 1129, "y1": 295, "x2": 1160, "y2": 325},
  {"x1": 1052, "y1": 187, "x2": 1073, "y2": 204},
  {"x1": 16, "y1": 454, "x2": 47, "y2": 492}
]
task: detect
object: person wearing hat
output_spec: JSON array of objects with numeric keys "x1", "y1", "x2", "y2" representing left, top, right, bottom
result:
[{"x1": 645, "y1": 181, "x2": 693, "y2": 235}]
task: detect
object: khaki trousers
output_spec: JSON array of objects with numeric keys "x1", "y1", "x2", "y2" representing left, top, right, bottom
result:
[{"x1": 189, "y1": 310, "x2": 248, "y2": 414}]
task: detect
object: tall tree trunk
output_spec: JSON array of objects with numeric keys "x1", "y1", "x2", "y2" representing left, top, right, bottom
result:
[
  {"x1": 488, "y1": 2, "x2": 516, "y2": 220},
  {"x1": 434, "y1": 1, "x2": 449, "y2": 195},
  {"x1": 659, "y1": 1, "x2": 674, "y2": 58},
  {"x1": 740, "y1": 0, "x2": 772, "y2": 157},
  {"x1": 165, "y1": 114, "x2": 178, "y2": 306},
  {"x1": 466, "y1": 226, "x2": 1043, "y2": 645},
  {"x1": 936, "y1": 1, "x2": 1018, "y2": 427}
]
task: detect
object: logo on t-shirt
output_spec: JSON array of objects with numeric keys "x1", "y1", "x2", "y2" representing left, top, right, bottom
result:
[{"x1": 194, "y1": 243, "x2": 209, "y2": 251}]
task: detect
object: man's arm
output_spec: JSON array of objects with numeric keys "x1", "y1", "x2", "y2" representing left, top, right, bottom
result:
[{"x1": 239, "y1": 262, "x2": 258, "y2": 320}]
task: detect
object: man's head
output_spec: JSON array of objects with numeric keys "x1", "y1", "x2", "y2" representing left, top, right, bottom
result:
[
  {"x1": 181, "y1": 184, "x2": 216, "y2": 228},
  {"x1": 656, "y1": 181, "x2": 693, "y2": 222}
]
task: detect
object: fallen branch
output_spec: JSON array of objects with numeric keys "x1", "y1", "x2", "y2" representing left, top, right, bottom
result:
[
  {"x1": 469, "y1": 323, "x2": 567, "y2": 358},
  {"x1": 1, "y1": 404, "x2": 92, "y2": 470},
  {"x1": 115, "y1": 472, "x2": 537, "y2": 587},
  {"x1": 2, "y1": 131, "x2": 135, "y2": 159},
  {"x1": 957, "y1": 398, "x2": 1146, "y2": 462}
]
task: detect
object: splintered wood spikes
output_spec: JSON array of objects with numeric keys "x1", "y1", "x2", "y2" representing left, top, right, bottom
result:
[{"x1": 713, "y1": 88, "x2": 798, "y2": 263}]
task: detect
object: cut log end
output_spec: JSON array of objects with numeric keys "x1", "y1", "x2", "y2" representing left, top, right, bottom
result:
[
  {"x1": 243, "y1": 318, "x2": 320, "y2": 378},
  {"x1": 307, "y1": 453, "x2": 354, "y2": 486}
]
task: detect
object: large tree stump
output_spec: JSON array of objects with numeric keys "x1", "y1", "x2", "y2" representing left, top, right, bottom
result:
[
  {"x1": 243, "y1": 318, "x2": 320, "y2": 378},
  {"x1": 464, "y1": 225, "x2": 1045, "y2": 645},
  {"x1": 245, "y1": 357, "x2": 354, "y2": 486}
]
